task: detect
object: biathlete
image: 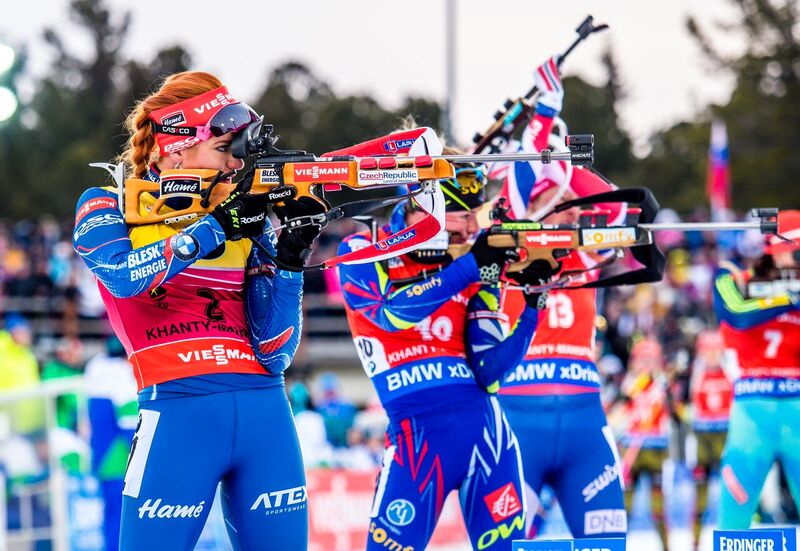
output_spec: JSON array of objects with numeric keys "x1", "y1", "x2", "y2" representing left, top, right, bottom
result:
[
  {"x1": 73, "y1": 71, "x2": 322, "y2": 550},
  {"x1": 713, "y1": 210, "x2": 800, "y2": 529},
  {"x1": 490, "y1": 55, "x2": 627, "y2": 540},
  {"x1": 688, "y1": 329, "x2": 732, "y2": 550},
  {"x1": 337, "y1": 153, "x2": 556, "y2": 551}
]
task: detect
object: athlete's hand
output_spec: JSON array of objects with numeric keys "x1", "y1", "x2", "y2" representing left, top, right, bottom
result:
[
  {"x1": 469, "y1": 230, "x2": 520, "y2": 283},
  {"x1": 506, "y1": 259, "x2": 561, "y2": 309},
  {"x1": 533, "y1": 55, "x2": 563, "y2": 114},
  {"x1": 273, "y1": 197, "x2": 326, "y2": 271},
  {"x1": 210, "y1": 191, "x2": 272, "y2": 241}
]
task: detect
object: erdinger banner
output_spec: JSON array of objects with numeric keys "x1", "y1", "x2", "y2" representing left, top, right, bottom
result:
[
  {"x1": 713, "y1": 528, "x2": 797, "y2": 551},
  {"x1": 306, "y1": 469, "x2": 467, "y2": 551}
]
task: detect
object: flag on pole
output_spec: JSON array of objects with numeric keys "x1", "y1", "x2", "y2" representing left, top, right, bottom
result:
[{"x1": 707, "y1": 119, "x2": 731, "y2": 215}]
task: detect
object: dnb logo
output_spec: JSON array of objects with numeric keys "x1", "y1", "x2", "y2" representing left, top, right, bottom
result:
[
  {"x1": 383, "y1": 138, "x2": 415, "y2": 153},
  {"x1": 170, "y1": 233, "x2": 199, "y2": 261},
  {"x1": 385, "y1": 498, "x2": 415, "y2": 527}
]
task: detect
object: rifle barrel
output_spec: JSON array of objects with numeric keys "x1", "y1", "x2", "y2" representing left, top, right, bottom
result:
[
  {"x1": 435, "y1": 151, "x2": 574, "y2": 163},
  {"x1": 638, "y1": 222, "x2": 763, "y2": 232}
]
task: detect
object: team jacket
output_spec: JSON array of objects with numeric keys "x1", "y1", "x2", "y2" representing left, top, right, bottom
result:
[
  {"x1": 713, "y1": 269, "x2": 800, "y2": 398},
  {"x1": 73, "y1": 174, "x2": 302, "y2": 390},
  {"x1": 337, "y1": 229, "x2": 540, "y2": 419}
]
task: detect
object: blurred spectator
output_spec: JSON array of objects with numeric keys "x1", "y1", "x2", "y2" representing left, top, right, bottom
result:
[
  {"x1": 0, "y1": 314, "x2": 45, "y2": 435},
  {"x1": 315, "y1": 373, "x2": 357, "y2": 448},
  {"x1": 289, "y1": 380, "x2": 333, "y2": 468},
  {"x1": 84, "y1": 336, "x2": 138, "y2": 551},
  {"x1": 41, "y1": 337, "x2": 87, "y2": 472}
]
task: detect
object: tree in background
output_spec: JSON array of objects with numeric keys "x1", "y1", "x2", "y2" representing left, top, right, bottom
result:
[
  {"x1": 560, "y1": 47, "x2": 636, "y2": 185},
  {"x1": 633, "y1": 0, "x2": 800, "y2": 212}
]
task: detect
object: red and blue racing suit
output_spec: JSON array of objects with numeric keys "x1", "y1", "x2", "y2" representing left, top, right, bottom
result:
[
  {"x1": 73, "y1": 167, "x2": 308, "y2": 550},
  {"x1": 338, "y1": 229, "x2": 539, "y2": 551},
  {"x1": 494, "y1": 105, "x2": 626, "y2": 539}
]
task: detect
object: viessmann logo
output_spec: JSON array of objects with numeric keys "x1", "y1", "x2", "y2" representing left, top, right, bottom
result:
[
  {"x1": 178, "y1": 344, "x2": 256, "y2": 366},
  {"x1": 293, "y1": 162, "x2": 350, "y2": 181},
  {"x1": 524, "y1": 231, "x2": 573, "y2": 246}
]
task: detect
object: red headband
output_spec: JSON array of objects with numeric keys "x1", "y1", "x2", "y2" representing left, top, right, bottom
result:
[{"x1": 149, "y1": 86, "x2": 238, "y2": 156}]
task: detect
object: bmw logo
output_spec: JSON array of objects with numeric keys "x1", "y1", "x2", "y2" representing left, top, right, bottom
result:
[
  {"x1": 171, "y1": 233, "x2": 199, "y2": 261},
  {"x1": 385, "y1": 499, "x2": 415, "y2": 527}
]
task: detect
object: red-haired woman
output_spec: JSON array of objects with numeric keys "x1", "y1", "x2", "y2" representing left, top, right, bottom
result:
[{"x1": 73, "y1": 71, "x2": 319, "y2": 550}]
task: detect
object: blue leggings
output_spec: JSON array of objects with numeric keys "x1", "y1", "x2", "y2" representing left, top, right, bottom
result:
[
  {"x1": 369, "y1": 396, "x2": 526, "y2": 551},
  {"x1": 120, "y1": 386, "x2": 307, "y2": 550},
  {"x1": 500, "y1": 393, "x2": 626, "y2": 538},
  {"x1": 719, "y1": 397, "x2": 800, "y2": 528}
]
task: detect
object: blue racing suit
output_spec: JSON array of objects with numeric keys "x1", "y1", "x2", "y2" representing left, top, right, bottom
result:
[
  {"x1": 338, "y1": 229, "x2": 538, "y2": 551},
  {"x1": 73, "y1": 167, "x2": 308, "y2": 550},
  {"x1": 713, "y1": 269, "x2": 800, "y2": 528}
]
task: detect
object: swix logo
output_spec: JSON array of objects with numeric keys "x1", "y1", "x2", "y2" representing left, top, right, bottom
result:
[
  {"x1": 524, "y1": 231, "x2": 574, "y2": 246},
  {"x1": 160, "y1": 178, "x2": 201, "y2": 195},
  {"x1": 293, "y1": 162, "x2": 350, "y2": 182},
  {"x1": 582, "y1": 464, "x2": 621, "y2": 503},
  {"x1": 383, "y1": 138, "x2": 415, "y2": 153},
  {"x1": 193, "y1": 92, "x2": 235, "y2": 114},
  {"x1": 75, "y1": 197, "x2": 117, "y2": 223},
  {"x1": 138, "y1": 498, "x2": 205, "y2": 519},
  {"x1": 375, "y1": 229, "x2": 416, "y2": 251},
  {"x1": 178, "y1": 344, "x2": 256, "y2": 366},
  {"x1": 250, "y1": 485, "x2": 307, "y2": 514},
  {"x1": 483, "y1": 483, "x2": 522, "y2": 522},
  {"x1": 581, "y1": 227, "x2": 636, "y2": 246},
  {"x1": 160, "y1": 110, "x2": 186, "y2": 127}
]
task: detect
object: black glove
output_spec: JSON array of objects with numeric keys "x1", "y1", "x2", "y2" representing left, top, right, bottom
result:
[
  {"x1": 273, "y1": 197, "x2": 326, "y2": 271},
  {"x1": 210, "y1": 191, "x2": 271, "y2": 241},
  {"x1": 506, "y1": 259, "x2": 561, "y2": 309},
  {"x1": 469, "y1": 230, "x2": 520, "y2": 283}
]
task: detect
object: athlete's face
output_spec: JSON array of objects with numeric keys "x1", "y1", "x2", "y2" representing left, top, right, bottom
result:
[
  {"x1": 445, "y1": 208, "x2": 481, "y2": 244},
  {"x1": 168, "y1": 134, "x2": 245, "y2": 174},
  {"x1": 773, "y1": 248, "x2": 800, "y2": 269},
  {"x1": 528, "y1": 187, "x2": 580, "y2": 224},
  {"x1": 406, "y1": 207, "x2": 480, "y2": 245}
]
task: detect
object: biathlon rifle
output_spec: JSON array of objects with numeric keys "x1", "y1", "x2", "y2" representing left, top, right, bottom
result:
[
  {"x1": 90, "y1": 123, "x2": 595, "y2": 269},
  {"x1": 471, "y1": 15, "x2": 609, "y2": 155},
  {"x1": 449, "y1": 187, "x2": 780, "y2": 292}
]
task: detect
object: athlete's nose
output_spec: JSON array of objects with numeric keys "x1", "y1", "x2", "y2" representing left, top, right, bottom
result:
[{"x1": 227, "y1": 155, "x2": 245, "y2": 172}]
